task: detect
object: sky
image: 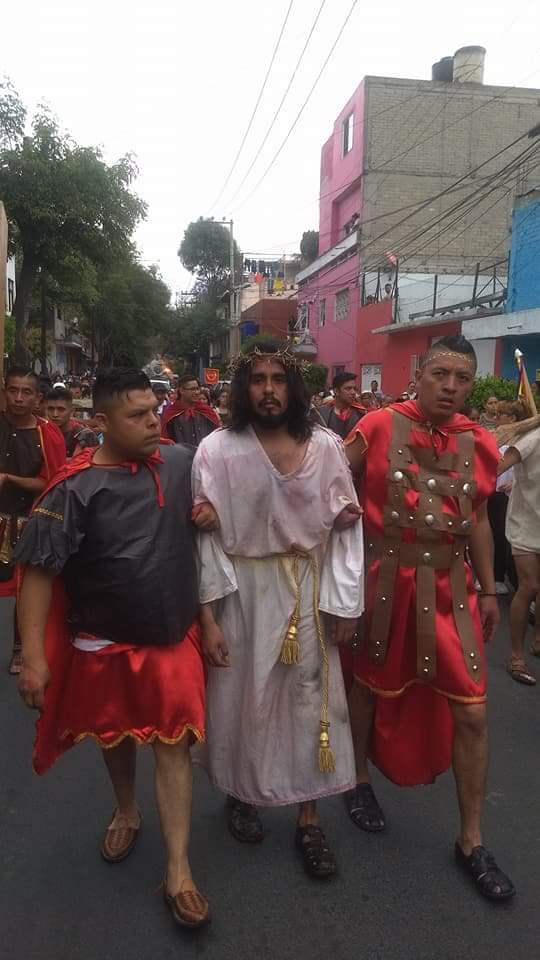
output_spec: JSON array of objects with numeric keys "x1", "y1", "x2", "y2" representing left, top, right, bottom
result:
[{"x1": 3, "y1": 0, "x2": 538, "y2": 300}]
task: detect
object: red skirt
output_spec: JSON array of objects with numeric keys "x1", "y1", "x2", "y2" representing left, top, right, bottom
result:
[
  {"x1": 33, "y1": 581, "x2": 206, "y2": 775},
  {"x1": 341, "y1": 563, "x2": 487, "y2": 787}
]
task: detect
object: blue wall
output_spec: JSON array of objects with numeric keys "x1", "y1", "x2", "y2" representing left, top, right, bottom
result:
[
  {"x1": 506, "y1": 193, "x2": 540, "y2": 313},
  {"x1": 501, "y1": 334, "x2": 540, "y2": 382}
]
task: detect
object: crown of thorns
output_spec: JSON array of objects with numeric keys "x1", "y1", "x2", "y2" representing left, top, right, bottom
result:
[{"x1": 228, "y1": 346, "x2": 309, "y2": 377}]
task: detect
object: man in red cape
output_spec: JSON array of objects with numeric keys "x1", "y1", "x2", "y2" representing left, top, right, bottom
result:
[
  {"x1": 318, "y1": 370, "x2": 366, "y2": 439},
  {"x1": 16, "y1": 368, "x2": 209, "y2": 930},
  {"x1": 0, "y1": 366, "x2": 66, "y2": 673},
  {"x1": 161, "y1": 372, "x2": 221, "y2": 448},
  {"x1": 342, "y1": 335, "x2": 515, "y2": 902}
]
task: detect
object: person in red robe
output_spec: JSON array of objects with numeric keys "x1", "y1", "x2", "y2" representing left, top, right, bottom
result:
[
  {"x1": 161, "y1": 373, "x2": 221, "y2": 449},
  {"x1": 16, "y1": 368, "x2": 209, "y2": 930},
  {"x1": 342, "y1": 335, "x2": 515, "y2": 902},
  {"x1": 0, "y1": 366, "x2": 66, "y2": 673}
]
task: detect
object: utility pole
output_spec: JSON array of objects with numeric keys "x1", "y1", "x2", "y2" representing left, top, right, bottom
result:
[{"x1": 228, "y1": 219, "x2": 235, "y2": 327}]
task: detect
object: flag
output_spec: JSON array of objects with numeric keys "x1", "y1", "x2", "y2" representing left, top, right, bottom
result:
[{"x1": 515, "y1": 349, "x2": 537, "y2": 417}]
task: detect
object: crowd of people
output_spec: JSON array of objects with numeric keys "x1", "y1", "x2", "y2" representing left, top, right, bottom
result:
[{"x1": 3, "y1": 335, "x2": 539, "y2": 934}]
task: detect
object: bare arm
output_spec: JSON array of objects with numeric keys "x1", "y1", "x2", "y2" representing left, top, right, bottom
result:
[
  {"x1": 344, "y1": 433, "x2": 367, "y2": 476},
  {"x1": 2, "y1": 473, "x2": 46, "y2": 495},
  {"x1": 199, "y1": 602, "x2": 230, "y2": 668},
  {"x1": 468, "y1": 502, "x2": 499, "y2": 642},
  {"x1": 496, "y1": 445, "x2": 521, "y2": 476},
  {"x1": 18, "y1": 566, "x2": 54, "y2": 709}
]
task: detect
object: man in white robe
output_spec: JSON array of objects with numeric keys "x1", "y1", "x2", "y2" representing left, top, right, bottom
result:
[{"x1": 193, "y1": 343, "x2": 363, "y2": 879}]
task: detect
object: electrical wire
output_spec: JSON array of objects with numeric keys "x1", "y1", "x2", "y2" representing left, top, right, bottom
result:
[
  {"x1": 226, "y1": 0, "x2": 328, "y2": 207},
  {"x1": 232, "y1": 0, "x2": 359, "y2": 213},
  {"x1": 206, "y1": 0, "x2": 295, "y2": 214}
]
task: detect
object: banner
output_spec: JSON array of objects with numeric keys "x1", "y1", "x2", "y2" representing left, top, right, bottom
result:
[{"x1": 203, "y1": 368, "x2": 220, "y2": 386}]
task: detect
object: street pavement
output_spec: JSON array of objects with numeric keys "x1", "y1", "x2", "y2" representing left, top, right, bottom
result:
[{"x1": 1, "y1": 597, "x2": 539, "y2": 960}]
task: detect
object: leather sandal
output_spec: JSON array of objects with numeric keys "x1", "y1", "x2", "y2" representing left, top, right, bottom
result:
[
  {"x1": 164, "y1": 879, "x2": 210, "y2": 928},
  {"x1": 506, "y1": 659, "x2": 536, "y2": 685},
  {"x1": 226, "y1": 796, "x2": 264, "y2": 843},
  {"x1": 101, "y1": 809, "x2": 142, "y2": 863},
  {"x1": 455, "y1": 843, "x2": 516, "y2": 901},
  {"x1": 344, "y1": 783, "x2": 386, "y2": 832},
  {"x1": 295, "y1": 825, "x2": 337, "y2": 879}
]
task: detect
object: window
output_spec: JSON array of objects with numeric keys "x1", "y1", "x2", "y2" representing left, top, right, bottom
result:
[
  {"x1": 7, "y1": 278, "x2": 14, "y2": 313},
  {"x1": 297, "y1": 302, "x2": 309, "y2": 332},
  {"x1": 318, "y1": 298, "x2": 326, "y2": 328},
  {"x1": 335, "y1": 288, "x2": 350, "y2": 323},
  {"x1": 342, "y1": 113, "x2": 354, "y2": 156}
]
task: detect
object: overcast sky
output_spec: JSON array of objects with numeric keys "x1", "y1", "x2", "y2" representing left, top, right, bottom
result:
[{"x1": 4, "y1": 0, "x2": 538, "y2": 298}]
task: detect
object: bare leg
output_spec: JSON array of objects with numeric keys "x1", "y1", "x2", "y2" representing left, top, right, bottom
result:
[
  {"x1": 509, "y1": 555, "x2": 539, "y2": 661},
  {"x1": 348, "y1": 679, "x2": 376, "y2": 783},
  {"x1": 152, "y1": 737, "x2": 194, "y2": 896},
  {"x1": 297, "y1": 800, "x2": 319, "y2": 827},
  {"x1": 450, "y1": 702, "x2": 488, "y2": 855},
  {"x1": 101, "y1": 738, "x2": 140, "y2": 828}
]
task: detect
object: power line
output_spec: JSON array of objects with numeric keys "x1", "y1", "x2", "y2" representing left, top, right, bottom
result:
[
  {"x1": 226, "y1": 0, "x2": 328, "y2": 207},
  {"x1": 232, "y1": 0, "x2": 359, "y2": 213},
  {"x1": 206, "y1": 0, "x2": 295, "y2": 214}
]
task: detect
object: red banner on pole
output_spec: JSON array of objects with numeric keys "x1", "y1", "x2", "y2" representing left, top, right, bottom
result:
[{"x1": 204, "y1": 368, "x2": 220, "y2": 385}]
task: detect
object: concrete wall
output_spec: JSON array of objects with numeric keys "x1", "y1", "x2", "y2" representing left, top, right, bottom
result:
[
  {"x1": 305, "y1": 253, "x2": 360, "y2": 374},
  {"x1": 506, "y1": 192, "x2": 540, "y2": 312},
  {"x1": 360, "y1": 76, "x2": 540, "y2": 273}
]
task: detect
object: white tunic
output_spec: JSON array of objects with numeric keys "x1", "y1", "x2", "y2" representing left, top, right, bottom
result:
[{"x1": 192, "y1": 425, "x2": 364, "y2": 806}]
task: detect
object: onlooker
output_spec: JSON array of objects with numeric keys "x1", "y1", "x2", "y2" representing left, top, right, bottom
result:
[
  {"x1": 479, "y1": 395, "x2": 499, "y2": 432},
  {"x1": 213, "y1": 385, "x2": 231, "y2": 427},
  {"x1": 383, "y1": 283, "x2": 393, "y2": 301},
  {"x1": 318, "y1": 372, "x2": 365, "y2": 439},
  {"x1": 497, "y1": 417, "x2": 540, "y2": 685},
  {"x1": 161, "y1": 374, "x2": 221, "y2": 449},
  {"x1": 152, "y1": 383, "x2": 170, "y2": 416},
  {"x1": 486, "y1": 401, "x2": 524, "y2": 598},
  {"x1": 46, "y1": 387, "x2": 99, "y2": 457},
  {"x1": 406, "y1": 381, "x2": 417, "y2": 400},
  {"x1": 360, "y1": 391, "x2": 375, "y2": 410},
  {"x1": 370, "y1": 379, "x2": 383, "y2": 405},
  {"x1": 469, "y1": 406, "x2": 481, "y2": 422}
]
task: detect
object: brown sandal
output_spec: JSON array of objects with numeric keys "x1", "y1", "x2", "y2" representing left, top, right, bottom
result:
[
  {"x1": 164, "y1": 879, "x2": 210, "y2": 928},
  {"x1": 506, "y1": 659, "x2": 536, "y2": 685},
  {"x1": 101, "y1": 809, "x2": 142, "y2": 862}
]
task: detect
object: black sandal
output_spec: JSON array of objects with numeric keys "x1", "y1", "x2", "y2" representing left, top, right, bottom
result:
[
  {"x1": 225, "y1": 796, "x2": 264, "y2": 844},
  {"x1": 344, "y1": 783, "x2": 386, "y2": 832},
  {"x1": 295, "y1": 825, "x2": 337, "y2": 879},
  {"x1": 455, "y1": 843, "x2": 516, "y2": 901}
]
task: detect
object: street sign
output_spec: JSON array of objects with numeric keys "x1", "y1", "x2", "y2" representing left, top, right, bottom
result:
[{"x1": 204, "y1": 368, "x2": 220, "y2": 385}]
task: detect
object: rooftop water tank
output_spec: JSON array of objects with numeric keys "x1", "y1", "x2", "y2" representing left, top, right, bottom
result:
[
  {"x1": 432, "y1": 57, "x2": 454, "y2": 82},
  {"x1": 453, "y1": 45, "x2": 486, "y2": 84}
]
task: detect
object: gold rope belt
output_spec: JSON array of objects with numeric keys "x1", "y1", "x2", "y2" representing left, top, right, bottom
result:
[{"x1": 234, "y1": 551, "x2": 335, "y2": 774}]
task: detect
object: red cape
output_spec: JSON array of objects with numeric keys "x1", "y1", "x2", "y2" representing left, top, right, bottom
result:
[
  {"x1": 161, "y1": 399, "x2": 221, "y2": 432},
  {"x1": 0, "y1": 418, "x2": 66, "y2": 599},
  {"x1": 391, "y1": 399, "x2": 487, "y2": 436}
]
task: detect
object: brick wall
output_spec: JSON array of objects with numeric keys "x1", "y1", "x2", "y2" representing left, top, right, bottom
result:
[{"x1": 360, "y1": 77, "x2": 540, "y2": 273}]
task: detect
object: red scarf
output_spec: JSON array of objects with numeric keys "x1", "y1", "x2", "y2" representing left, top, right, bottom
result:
[
  {"x1": 392, "y1": 399, "x2": 480, "y2": 434},
  {"x1": 161, "y1": 399, "x2": 221, "y2": 431},
  {"x1": 37, "y1": 418, "x2": 67, "y2": 482}
]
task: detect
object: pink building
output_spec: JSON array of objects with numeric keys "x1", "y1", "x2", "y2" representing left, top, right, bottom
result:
[
  {"x1": 296, "y1": 49, "x2": 540, "y2": 392},
  {"x1": 296, "y1": 83, "x2": 364, "y2": 381}
]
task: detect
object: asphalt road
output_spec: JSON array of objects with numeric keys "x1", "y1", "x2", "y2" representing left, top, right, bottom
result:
[{"x1": 1, "y1": 597, "x2": 539, "y2": 960}]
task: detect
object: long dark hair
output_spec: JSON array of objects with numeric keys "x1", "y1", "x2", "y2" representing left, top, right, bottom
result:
[{"x1": 229, "y1": 343, "x2": 313, "y2": 442}]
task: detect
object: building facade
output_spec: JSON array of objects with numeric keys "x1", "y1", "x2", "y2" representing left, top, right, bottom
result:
[{"x1": 297, "y1": 46, "x2": 540, "y2": 390}]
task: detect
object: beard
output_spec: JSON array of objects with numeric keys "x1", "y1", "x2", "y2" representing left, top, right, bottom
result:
[{"x1": 250, "y1": 409, "x2": 290, "y2": 431}]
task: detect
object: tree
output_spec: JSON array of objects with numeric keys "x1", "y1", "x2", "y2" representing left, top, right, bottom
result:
[
  {"x1": 161, "y1": 301, "x2": 229, "y2": 370},
  {"x1": 88, "y1": 259, "x2": 172, "y2": 367},
  {"x1": 304, "y1": 362, "x2": 328, "y2": 393},
  {"x1": 178, "y1": 218, "x2": 242, "y2": 304},
  {"x1": 468, "y1": 375, "x2": 518, "y2": 410},
  {"x1": 300, "y1": 230, "x2": 319, "y2": 266},
  {"x1": 0, "y1": 80, "x2": 147, "y2": 361}
]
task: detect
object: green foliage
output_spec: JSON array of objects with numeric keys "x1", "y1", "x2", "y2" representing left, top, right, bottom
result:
[
  {"x1": 161, "y1": 301, "x2": 229, "y2": 368},
  {"x1": 0, "y1": 80, "x2": 147, "y2": 359},
  {"x1": 303, "y1": 362, "x2": 328, "y2": 394},
  {"x1": 178, "y1": 219, "x2": 242, "y2": 304},
  {"x1": 88, "y1": 259, "x2": 172, "y2": 367},
  {"x1": 4, "y1": 313, "x2": 15, "y2": 358},
  {"x1": 469, "y1": 375, "x2": 517, "y2": 410},
  {"x1": 300, "y1": 230, "x2": 319, "y2": 265}
]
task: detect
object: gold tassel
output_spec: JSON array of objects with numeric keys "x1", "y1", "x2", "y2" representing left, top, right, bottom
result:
[
  {"x1": 280, "y1": 617, "x2": 300, "y2": 664},
  {"x1": 318, "y1": 722, "x2": 335, "y2": 773}
]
